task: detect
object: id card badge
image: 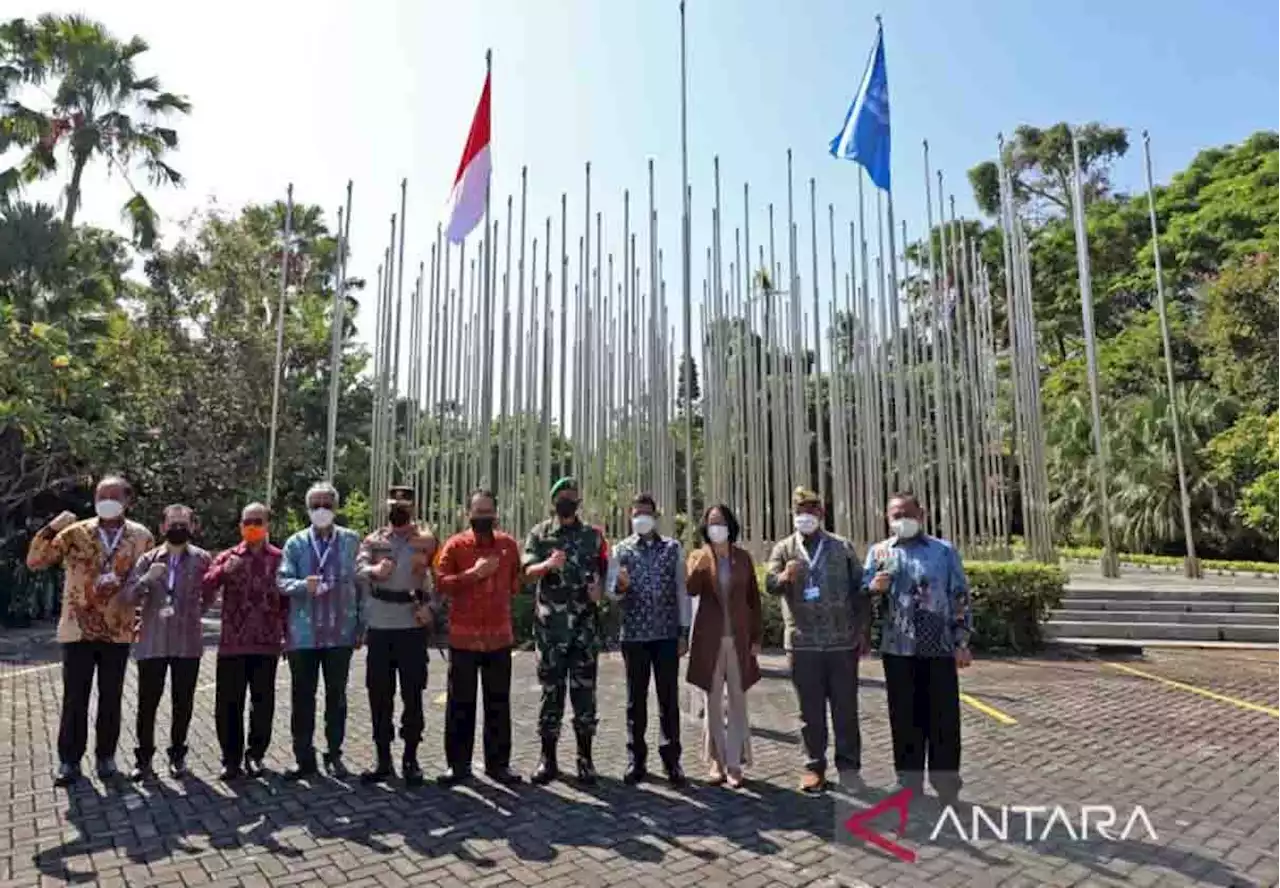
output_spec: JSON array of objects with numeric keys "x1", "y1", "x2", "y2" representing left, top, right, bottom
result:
[
  {"x1": 803, "y1": 582, "x2": 821, "y2": 602},
  {"x1": 96, "y1": 573, "x2": 116, "y2": 589}
]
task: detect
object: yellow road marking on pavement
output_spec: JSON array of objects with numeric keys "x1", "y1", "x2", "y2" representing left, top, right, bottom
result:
[
  {"x1": 1103, "y1": 662, "x2": 1280, "y2": 718},
  {"x1": 959, "y1": 692, "x2": 1018, "y2": 725},
  {"x1": 0, "y1": 663, "x2": 61, "y2": 681}
]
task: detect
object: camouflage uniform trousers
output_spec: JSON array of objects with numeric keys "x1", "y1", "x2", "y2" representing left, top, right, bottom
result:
[{"x1": 533, "y1": 611, "x2": 600, "y2": 741}]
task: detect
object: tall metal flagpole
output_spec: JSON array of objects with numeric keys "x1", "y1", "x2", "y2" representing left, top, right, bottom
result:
[
  {"x1": 1142, "y1": 130, "x2": 1200, "y2": 579},
  {"x1": 479, "y1": 48, "x2": 495, "y2": 486},
  {"x1": 679, "y1": 0, "x2": 695, "y2": 525},
  {"x1": 265, "y1": 184, "x2": 294, "y2": 507},
  {"x1": 1070, "y1": 129, "x2": 1119, "y2": 578},
  {"x1": 325, "y1": 181, "x2": 353, "y2": 480}
]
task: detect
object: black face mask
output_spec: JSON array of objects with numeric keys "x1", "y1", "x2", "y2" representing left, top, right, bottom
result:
[
  {"x1": 470, "y1": 516, "x2": 496, "y2": 535},
  {"x1": 389, "y1": 505, "x2": 412, "y2": 527},
  {"x1": 165, "y1": 527, "x2": 190, "y2": 545},
  {"x1": 554, "y1": 499, "x2": 579, "y2": 519}
]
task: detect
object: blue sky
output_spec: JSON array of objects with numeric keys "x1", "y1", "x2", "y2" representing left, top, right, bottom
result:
[{"x1": 12, "y1": 0, "x2": 1279, "y2": 370}]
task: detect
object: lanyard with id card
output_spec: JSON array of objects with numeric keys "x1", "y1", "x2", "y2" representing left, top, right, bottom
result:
[
  {"x1": 798, "y1": 536, "x2": 826, "y2": 602},
  {"x1": 95, "y1": 525, "x2": 125, "y2": 592}
]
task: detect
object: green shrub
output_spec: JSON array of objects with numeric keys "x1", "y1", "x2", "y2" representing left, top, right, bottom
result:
[{"x1": 965, "y1": 561, "x2": 1067, "y2": 652}]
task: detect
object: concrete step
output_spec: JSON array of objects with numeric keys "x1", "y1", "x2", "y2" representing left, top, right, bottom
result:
[
  {"x1": 1063, "y1": 587, "x2": 1278, "y2": 604},
  {"x1": 1045, "y1": 621, "x2": 1278, "y2": 644},
  {"x1": 1059, "y1": 598, "x2": 1278, "y2": 615},
  {"x1": 1050, "y1": 609, "x2": 1278, "y2": 626},
  {"x1": 1050, "y1": 637, "x2": 1279, "y2": 651}
]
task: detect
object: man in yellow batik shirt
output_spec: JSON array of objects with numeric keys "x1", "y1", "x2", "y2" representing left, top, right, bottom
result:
[{"x1": 26, "y1": 475, "x2": 155, "y2": 787}]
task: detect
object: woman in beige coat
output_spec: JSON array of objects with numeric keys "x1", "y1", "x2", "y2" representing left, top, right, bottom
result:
[{"x1": 685, "y1": 504, "x2": 763, "y2": 787}]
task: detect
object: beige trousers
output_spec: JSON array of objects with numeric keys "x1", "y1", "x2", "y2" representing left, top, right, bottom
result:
[{"x1": 703, "y1": 635, "x2": 752, "y2": 769}]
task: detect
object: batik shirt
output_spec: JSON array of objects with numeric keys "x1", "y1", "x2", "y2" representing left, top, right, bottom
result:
[
  {"x1": 521, "y1": 518, "x2": 609, "y2": 640},
  {"x1": 277, "y1": 526, "x2": 365, "y2": 650},
  {"x1": 605, "y1": 534, "x2": 690, "y2": 643},
  {"x1": 203, "y1": 542, "x2": 286, "y2": 656},
  {"x1": 124, "y1": 545, "x2": 216, "y2": 660},
  {"x1": 863, "y1": 534, "x2": 972, "y2": 657},
  {"x1": 765, "y1": 531, "x2": 868, "y2": 652},
  {"x1": 26, "y1": 518, "x2": 154, "y2": 644}
]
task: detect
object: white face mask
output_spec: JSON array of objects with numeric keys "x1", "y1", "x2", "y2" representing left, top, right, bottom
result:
[
  {"x1": 793, "y1": 513, "x2": 820, "y2": 536},
  {"x1": 309, "y1": 507, "x2": 335, "y2": 530},
  {"x1": 95, "y1": 499, "x2": 124, "y2": 521},
  {"x1": 631, "y1": 515, "x2": 656, "y2": 536},
  {"x1": 707, "y1": 524, "x2": 730, "y2": 545},
  {"x1": 890, "y1": 517, "x2": 921, "y2": 540}
]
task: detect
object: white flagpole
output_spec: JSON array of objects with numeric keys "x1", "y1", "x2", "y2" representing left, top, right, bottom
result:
[
  {"x1": 265, "y1": 183, "x2": 294, "y2": 506},
  {"x1": 1070, "y1": 128, "x2": 1119, "y2": 578},
  {"x1": 1142, "y1": 130, "x2": 1200, "y2": 579}
]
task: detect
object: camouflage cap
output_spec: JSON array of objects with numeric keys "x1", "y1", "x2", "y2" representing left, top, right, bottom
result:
[
  {"x1": 550, "y1": 476, "x2": 579, "y2": 498},
  {"x1": 792, "y1": 486, "x2": 821, "y2": 508}
]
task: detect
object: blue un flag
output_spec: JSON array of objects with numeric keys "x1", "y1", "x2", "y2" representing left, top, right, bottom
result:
[{"x1": 829, "y1": 22, "x2": 891, "y2": 192}]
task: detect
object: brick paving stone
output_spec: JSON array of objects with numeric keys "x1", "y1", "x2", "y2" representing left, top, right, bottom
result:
[{"x1": 4, "y1": 647, "x2": 1278, "y2": 887}]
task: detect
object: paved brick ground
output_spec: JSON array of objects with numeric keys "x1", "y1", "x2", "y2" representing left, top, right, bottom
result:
[{"x1": 1, "y1": 644, "x2": 1276, "y2": 887}]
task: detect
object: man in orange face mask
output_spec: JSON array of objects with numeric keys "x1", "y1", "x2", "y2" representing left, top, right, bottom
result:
[{"x1": 202, "y1": 502, "x2": 286, "y2": 780}]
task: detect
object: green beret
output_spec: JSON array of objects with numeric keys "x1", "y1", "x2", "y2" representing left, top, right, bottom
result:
[{"x1": 550, "y1": 476, "x2": 579, "y2": 497}]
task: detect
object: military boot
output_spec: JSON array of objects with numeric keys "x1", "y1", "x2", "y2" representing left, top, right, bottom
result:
[
  {"x1": 575, "y1": 728, "x2": 597, "y2": 785},
  {"x1": 530, "y1": 737, "x2": 559, "y2": 785}
]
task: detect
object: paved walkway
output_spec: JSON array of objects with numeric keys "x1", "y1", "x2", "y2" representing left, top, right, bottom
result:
[{"x1": 1, "y1": 645, "x2": 1276, "y2": 887}]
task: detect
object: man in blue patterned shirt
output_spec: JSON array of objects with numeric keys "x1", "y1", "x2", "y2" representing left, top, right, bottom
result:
[
  {"x1": 605, "y1": 493, "x2": 690, "y2": 786},
  {"x1": 864, "y1": 491, "x2": 972, "y2": 803},
  {"x1": 277, "y1": 481, "x2": 365, "y2": 781}
]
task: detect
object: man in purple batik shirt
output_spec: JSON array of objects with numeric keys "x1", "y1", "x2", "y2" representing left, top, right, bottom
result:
[{"x1": 122, "y1": 504, "x2": 215, "y2": 781}]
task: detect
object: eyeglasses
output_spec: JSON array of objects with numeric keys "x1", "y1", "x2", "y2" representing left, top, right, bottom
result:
[{"x1": 242, "y1": 517, "x2": 265, "y2": 527}]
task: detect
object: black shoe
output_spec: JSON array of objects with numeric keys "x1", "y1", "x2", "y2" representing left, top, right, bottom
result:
[
  {"x1": 219, "y1": 765, "x2": 244, "y2": 781},
  {"x1": 360, "y1": 758, "x2": 394, "y2": 784},
  {"x1": 129, "y1": 761, "x2": 155, "y2": 782},
  {"x1": 530, "y1": 738, "x2": 559, "y2": 786},
  {"x1": 95, "y1": 757, "x2": 119, "y2": 780},
  {"x1": 437, "y1": 765, "x2": 472, "y2": 787},
  {"x1": 244, "y1": 756, "x2": 266, "y2": 778},
  {"x1": 665, "y1": 762, "x2": 687, "y2": 786},
  {"x1": 168, "y1": 755, "x2": 188, "y2": 779},
  {"x1": 575, "y1": 731, "x2": 597, "y2": 785},
  {"x1": 323, "y1": 752, "x2": 348, "y2": 778},
  {"x1": 623, "y1": 763, "x2": 647, "y2": 785},
  {"x1": 402, "y1": 758, "x2": 424, "y2": 787},
  {"x1": 54, "y1": 763, "x2": 82, "y2": 788},
  {"x1": 486, "y1": 765, "x2": 523, "y2": 785},
  {"x1": 284, "y1": 761, "x2": 318, "y2": 782}
]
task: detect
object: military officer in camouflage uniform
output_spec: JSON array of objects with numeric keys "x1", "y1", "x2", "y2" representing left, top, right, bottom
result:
[{"x1": 521, "y1": 477, "x2": 610, "y2": 784}]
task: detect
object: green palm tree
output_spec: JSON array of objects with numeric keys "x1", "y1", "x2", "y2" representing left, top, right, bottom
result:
[{"x1": 0, "y1": 14, "x2": 190, "y2": 247}]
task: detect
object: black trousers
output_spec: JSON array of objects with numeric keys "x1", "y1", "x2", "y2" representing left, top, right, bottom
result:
[
  {"x1": 288, "y1": 646, "x2": 353, "y2": 765},
  {"x1": 621, "y1": 638, "x2": 682, "y2": 769},
  {"x1": 445, "y1": 646, "x2": 513, "y2": 771},
  {"x1": 58, "y1": 641, "x2": 130, "y2": 765},
  {"x1": 135, "y1": 657, "x2": 201, "y2": 761},
  {"x1": 366, "y1": 628, "x2": 428, "y2": 756},
  {"x1": 882, "y1": 653, "x2": 962, "y2": 795},
  {"x1": 789, "y1": 648, "x2": 862, "y2": 774},
  {"x1": 215, "y1": 654, "x2": 278, "y2": 767}
]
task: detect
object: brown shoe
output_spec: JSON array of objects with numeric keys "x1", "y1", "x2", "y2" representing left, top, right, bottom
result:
[
  {"x1": 707, "y1": 761, "x2": 726, "y2": 785},
  {"x1": 799, "y1": 770, "x2": 825, "y2": 794}
]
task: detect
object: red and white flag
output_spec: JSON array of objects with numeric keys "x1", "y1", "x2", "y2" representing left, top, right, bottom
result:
[{"x1": 445, "y1": 70, "x2": 491, "y2": 244}]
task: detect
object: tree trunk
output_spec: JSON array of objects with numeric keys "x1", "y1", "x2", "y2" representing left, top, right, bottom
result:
[{"x1": 63, "y1": 151, "x2": 90, "y2": 228}]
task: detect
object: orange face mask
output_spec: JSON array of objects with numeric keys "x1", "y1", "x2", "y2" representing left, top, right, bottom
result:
[{"x1": 241, "y1": 524, "x2": 268, "y2": 544}]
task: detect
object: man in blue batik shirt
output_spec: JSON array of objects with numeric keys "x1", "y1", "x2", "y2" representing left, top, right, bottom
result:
[{"x1": 864, "y1": 491, "x2": 972, "y2": 803}]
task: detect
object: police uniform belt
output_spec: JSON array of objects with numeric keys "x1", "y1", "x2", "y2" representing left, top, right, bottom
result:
[{"x1": 371, "y1": 587, "x2": 419, "y2": 604}]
